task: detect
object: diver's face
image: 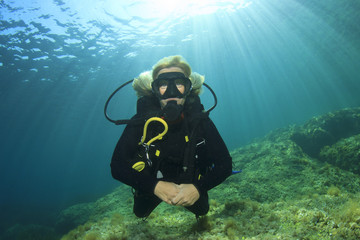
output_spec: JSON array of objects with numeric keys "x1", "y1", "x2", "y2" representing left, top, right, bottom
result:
[{"x1": 156, "y1": 67, "x2": 186, "y2": 108}]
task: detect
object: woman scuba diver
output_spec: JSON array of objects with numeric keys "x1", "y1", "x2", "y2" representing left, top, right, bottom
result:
[{"x1": 106, "y1": 55, "x2": 233, "y2": 218}]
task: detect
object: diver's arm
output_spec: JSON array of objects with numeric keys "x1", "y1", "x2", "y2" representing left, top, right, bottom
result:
[
  {"x1": 110, "y1": 121, "x2": 159, "y2": 194},
  {"x1": 193, "y1": 119, "x2": 232, "y2": 192}
]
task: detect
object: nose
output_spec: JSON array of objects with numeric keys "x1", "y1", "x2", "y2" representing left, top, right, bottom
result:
[{"x1": 166, "y1": 83, "x2": 178, "y2": 97}]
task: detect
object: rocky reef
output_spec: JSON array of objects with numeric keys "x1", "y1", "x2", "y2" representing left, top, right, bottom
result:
[
  {"x1": 4, "y1": 107, "x2": 360, "y2": 239},
  {"x1": 290, "y1": 108, "x2": 360, "y2": 158}
]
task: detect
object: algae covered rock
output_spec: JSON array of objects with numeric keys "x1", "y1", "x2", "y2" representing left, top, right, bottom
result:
[
  {"x1": 319, "y1": 134, "x2": 360, "y2": 174},
  {"x1": 290, "y1": 107, "x2": 360, "y2": 175},
  {"x1": 55, "y1": 202, "x2": 93, "y2": 234},
  {"x1": 290, "y1": 107, "x2": 360, "y2": 157},
  {"x1": 55, "y1": 186, "x2": 132, "y2": 233}
]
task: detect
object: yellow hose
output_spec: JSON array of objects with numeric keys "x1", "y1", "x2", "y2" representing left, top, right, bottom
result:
[{"x1": 140, "y1": 117, "x2": 168, "y2": 146}]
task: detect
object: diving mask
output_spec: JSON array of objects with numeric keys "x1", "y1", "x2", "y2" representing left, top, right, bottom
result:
[{"x1": 152, "y1": 72, "x2": 192, "y2": 99}]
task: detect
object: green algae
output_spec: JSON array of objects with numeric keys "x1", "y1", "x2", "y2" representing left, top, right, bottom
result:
[{"x1": 319, "y1": 134, "x2": 360, "y2": 175}]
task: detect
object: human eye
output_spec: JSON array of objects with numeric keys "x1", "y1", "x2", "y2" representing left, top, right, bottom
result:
[
  {"x1": 174, "y1": 79, "x2": 185, "y2": 87},
  {"x1": 159, "y1": 85, "x2": 167, "y2": 91},
  {"x1": 158, "y1": 79, "x2": 168, "y2": 87}
]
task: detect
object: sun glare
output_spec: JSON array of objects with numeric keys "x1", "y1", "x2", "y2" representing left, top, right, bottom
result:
[
  {"x1": 135, "y1": 0, "x2": 204, "y2": 19},
  {"x1": 103, "y1": 0, "x2": 248, "y2": 21},
  {"x1": 143, "y1": 0, "x2": 242, "y2": 17}
]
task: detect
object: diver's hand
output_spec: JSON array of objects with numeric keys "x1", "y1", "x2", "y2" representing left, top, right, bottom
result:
[
  {"x1": 154, "y1": 181, "x2": 180, "y2": 205},
  {"x1": 171, "y1": 184, "x2": 200, "y2": 207}
]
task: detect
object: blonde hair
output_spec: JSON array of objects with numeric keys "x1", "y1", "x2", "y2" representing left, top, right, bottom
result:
[
  {"x1": 189, "y1": 72, "x2": 205, "y2": 95},
  {"x1": 132, "y1": 71, "x2": 153, "y2": 97},
  {"x1": 152, "y1": 55, "x2": 191, "y2": 79},
  {"x1": 132, "y1": 55, "x2": 204, "y2": 97}
]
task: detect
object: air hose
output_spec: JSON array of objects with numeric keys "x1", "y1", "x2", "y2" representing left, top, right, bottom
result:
[
  {"x1": 140, "y1": 117, "x2": 168, "y2": 146},
  {"x1": 132, "y1": 117, "x2": 168, "y2": 172}
]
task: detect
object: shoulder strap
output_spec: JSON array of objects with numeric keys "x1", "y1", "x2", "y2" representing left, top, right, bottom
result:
[{"x1": 179, "y1": 112, "x2": 209, "y2": 182}]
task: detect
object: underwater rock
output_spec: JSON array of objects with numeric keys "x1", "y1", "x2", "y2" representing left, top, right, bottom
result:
[
  {"x1": 319, "y1": 134, "x2": 360, "y2": 175},
  {"x1": 55, "y1": 202, "x2": 93, "y2": 234},
  {"x1": 55, "y1": 186, "x2": 132, "y2": 233},
  {"x1": 290, "y1": 107, "x2": 360, "y2": 157}
]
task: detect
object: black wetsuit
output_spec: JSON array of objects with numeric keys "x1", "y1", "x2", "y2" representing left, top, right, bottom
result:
[{"x1": 111, "y1": 94, "x2": 232, "y2": 218}]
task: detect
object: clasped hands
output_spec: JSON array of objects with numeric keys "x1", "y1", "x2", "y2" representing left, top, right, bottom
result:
[{"x1": 154, "y1": 181, "x2": 200, "y2": 207}]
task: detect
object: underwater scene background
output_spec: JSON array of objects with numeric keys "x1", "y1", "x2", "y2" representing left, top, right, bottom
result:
[{"x1": 0, "y1": 0, "x2": 360, "y2": 239}]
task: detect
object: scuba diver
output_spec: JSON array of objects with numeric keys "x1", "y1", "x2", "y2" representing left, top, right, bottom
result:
[{"x1": 108, "y1": 55, "x2": 232, "y2": 218}]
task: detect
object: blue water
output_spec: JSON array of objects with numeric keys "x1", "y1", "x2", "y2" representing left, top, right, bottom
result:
[{"x1": 0, "y1": 0, "x2": 359, "y2": 233}]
